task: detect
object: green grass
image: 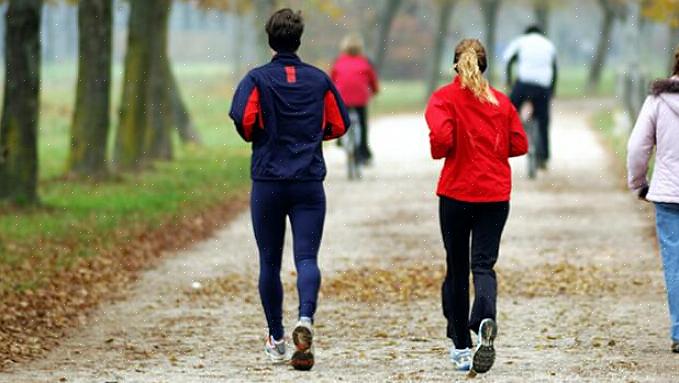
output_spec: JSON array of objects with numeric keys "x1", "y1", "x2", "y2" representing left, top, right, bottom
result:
[
  {"x1": 0, "y1": 63, "x2": 252, "y2": 291},
  {"x1": 592, "y1": 109, "x2": 630, "y2": 169},
  {"x1": 371, "y1": 80, "x2": 427, "y2": 115}
]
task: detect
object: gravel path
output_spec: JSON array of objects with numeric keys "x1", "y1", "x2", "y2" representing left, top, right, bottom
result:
[{"x1": 3, "y1": 101, "x2": 678, "y2": 382}]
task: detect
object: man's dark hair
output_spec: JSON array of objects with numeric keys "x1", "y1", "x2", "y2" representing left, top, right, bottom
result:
[
  {"x1": 525, "y1": 24, "x2": 543, "y2": 35},
  {"x1": 266, "y1": 8, "x2": 304, "y2": 53}
]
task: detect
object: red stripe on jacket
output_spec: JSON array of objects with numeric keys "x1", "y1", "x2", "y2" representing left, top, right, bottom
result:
[
  {"x1": 425, "y1": 77, "x2": 528, "y2": 202},
  {"x1": 242, "y1": 87, "x2": 262, "y2": 141},
  {"x1": 285, "y1": 66, "x2": 297, "y2": 83},
  {"x1": 322, "y1": 90, "x2": 347, "y2": 140}
]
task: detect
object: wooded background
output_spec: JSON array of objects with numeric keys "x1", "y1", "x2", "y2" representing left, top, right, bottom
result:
[{"x1": 0, "y1": 0, "x2": 677, "y2": 205}]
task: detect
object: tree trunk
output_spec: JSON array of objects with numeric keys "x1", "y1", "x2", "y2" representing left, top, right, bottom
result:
[
  {"x1": 670, "y1": 25, "x2": 679, "y2": 75},
  {"x1": 588, "y1": 0, "x2": 615, "y2": 92},
  {"x1": 480, "y1": 0, "x2": 501, "y2": 83},
  {"x1": 0, "y1": 4, "x2": 5, "y2": 60},
  {"x1": 143, "y1": 1, "x2": 173, "y2": 160},
  {"x1": 533, "y1": 0, "x2": 549, "y2": 33},
  {"x1": 166, "y1": 62, "x2": 200, "y2": 144},
  {"x1": 115, "y1": 0, "x2": 174, "y2": 169},
  {"x1": 254, "y1": 0, "x2": 275, "y2": 63},
  {"x1": 68, "y1": 0, "x2": 112, "y2": 179},
  {"x1": 0, "y1": 0, "x2": 42, "y2": 205},
  {"x1": 374, "y1": 0, "x2": 402, "y2": 72},
  {"x1": 115, "y1": 0, "x2": 152, "y2": 170},
  {"x1": 426, "y1": 0, "x2": 455, "y2": 97}
]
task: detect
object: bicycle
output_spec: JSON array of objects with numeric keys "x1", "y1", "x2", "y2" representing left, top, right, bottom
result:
[
  {"x1": 341, "y1": 109, "x2": 362, "y2": 180},
  {"x1": 520, "y1": 102, "x2": 542, "y2": 180}
]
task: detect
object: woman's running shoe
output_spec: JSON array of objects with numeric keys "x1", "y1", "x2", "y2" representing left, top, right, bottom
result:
[
  {"x1": 449, "y1": 347, "x2": 472, "y2": 371},
  {"x1": 471, "y1": 318, "x2": 497, "y2": 374},
  {"x1": 264, "y1": 335, "x2": 287, "y2": 363},
  {"x1": 291, "y1": 317, "x2": 314, "y2": 371}
]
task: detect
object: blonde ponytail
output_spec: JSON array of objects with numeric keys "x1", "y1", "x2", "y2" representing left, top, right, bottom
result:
[{"x1": 454, "y1": 40, "x2": 498, "y2": 106}]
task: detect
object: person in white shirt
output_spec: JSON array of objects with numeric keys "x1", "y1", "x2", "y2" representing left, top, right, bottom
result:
[{"x1": 503, "y1": 25, "x2": 557, "y2": 168}]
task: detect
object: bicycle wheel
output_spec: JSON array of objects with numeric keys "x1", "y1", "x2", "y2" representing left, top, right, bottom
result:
[{"x1": 347, "y1": 110, "x2": 362, "y2": 180}]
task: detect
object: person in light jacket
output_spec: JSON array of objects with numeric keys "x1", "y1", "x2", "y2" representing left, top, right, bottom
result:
[{"x1": 627, "y1": 46, "x2": 679, "y2": 354}]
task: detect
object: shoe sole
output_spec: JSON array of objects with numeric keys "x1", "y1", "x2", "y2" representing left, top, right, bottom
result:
[
  {"x1": 471, "y1": 319, "x2": 497, "y2": 374},
  {"x1": 266, "y1": 351, "x2": 286, "y2": 364},
  {"x1": 291, "y1": 325, "x2": 314, "y2": 371}
]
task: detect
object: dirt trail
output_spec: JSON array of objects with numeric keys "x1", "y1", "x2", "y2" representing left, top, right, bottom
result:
[{"x1": 3, "y1": 101, "x2": 678, "y2": 382}]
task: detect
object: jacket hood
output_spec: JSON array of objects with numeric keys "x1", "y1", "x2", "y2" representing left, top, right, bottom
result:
[{"x1": 652, "y1": 78, "x2": 679, "y2": 116}]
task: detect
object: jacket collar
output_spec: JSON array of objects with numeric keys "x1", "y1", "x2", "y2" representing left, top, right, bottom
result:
[
  {"x1": 272, "y1": 52, "x2": 301, "y2": 64},
  {"x1": 651, "y1": 77, "x2": 679, "y2": 96}
]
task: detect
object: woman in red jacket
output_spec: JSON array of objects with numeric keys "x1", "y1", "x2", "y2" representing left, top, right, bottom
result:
[
  {"x1": 331, "y1": 34, "x2": 379, "y2": 163},
  {"x1": 425, "y1": 39, "x2": 528, "y2": 374}
]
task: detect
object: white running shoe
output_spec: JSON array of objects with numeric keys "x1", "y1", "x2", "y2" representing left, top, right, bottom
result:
[
  {"x1": 449, "y1": 347, "x2": 472, "y2": 371},
  {"x1": 291, "y1": 317, "x2": 314, "y2": 371},
  {"x1": 264, "y1": 335, "x2": 287, "y2": 363}
]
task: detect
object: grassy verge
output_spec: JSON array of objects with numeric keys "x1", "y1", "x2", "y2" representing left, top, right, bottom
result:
[
  {"x1": 0, "y1": 63, "x2": 251, "y2": 293},
  {"x1": 591, "y1": 108, "x2": 628, "y2": 168}
]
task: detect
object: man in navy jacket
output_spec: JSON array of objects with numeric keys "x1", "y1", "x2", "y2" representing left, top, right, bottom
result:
[{"x1": 229, "y1": 8, "x2": 350, "y2": 371}]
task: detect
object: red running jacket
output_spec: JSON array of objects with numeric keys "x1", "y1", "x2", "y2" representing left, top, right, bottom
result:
[
  {"x1": 425, "y1": 77, "x2": 529, "y2": 202},
  {"x1": 331, "y1": 54, "x2": 379, "y2": 107}
]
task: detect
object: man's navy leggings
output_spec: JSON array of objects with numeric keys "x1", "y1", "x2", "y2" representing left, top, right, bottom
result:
[{"x1": 251, "y1": 180, "x2": 325, "y2": 340}]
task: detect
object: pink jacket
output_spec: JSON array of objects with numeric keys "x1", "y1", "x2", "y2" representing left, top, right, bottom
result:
[
  {"x1": 330, "y1": 54, "x2": 379, "y2": 107},
  {"x1": 627, "y1": 77, "x2": 679, "y2": 203}
]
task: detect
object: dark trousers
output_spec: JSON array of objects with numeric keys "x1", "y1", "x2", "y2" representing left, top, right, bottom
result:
[
  {"x1": 251, "y1": 181, "x2": 326, "y2": 340},
  {"x1": 439, "y1": 196, "x2": 509, "y2": 349},
  {"x1": 510, "y1": 81, "x2": 552, "y2": 161},
  {"x1": 348, "y1": 106, "x2": 372, "y2": 160}
]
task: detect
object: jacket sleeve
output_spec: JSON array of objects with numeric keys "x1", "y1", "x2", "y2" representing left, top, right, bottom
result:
[
  {"x1": 627, "y1": 97, "x2": 657, "y2": 191},
  {"x1": 367, "y1": 60, "x2": 379, "y2": 95},
  {"x1": 425, "y1": 92, "x2": 455, "y2": 160},
  {"x1": 508, "y1": 105, "x2": 529, "y2": 157},
  {"x1": 229, "y1": 74, "x2": 262, "y2": 142},
  {"x1": 322, "y1": 79, "x2": 351, "y2": 141}
]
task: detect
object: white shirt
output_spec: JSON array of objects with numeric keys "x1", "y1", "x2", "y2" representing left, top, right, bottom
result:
[{"x1": 502, "y1": 33, "x2": 557, "y2": 88}]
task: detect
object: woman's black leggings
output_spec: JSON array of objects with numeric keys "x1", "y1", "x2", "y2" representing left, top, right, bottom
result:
[{"x1": 439, "y1": 196, "x2": 509, "y2": 349}]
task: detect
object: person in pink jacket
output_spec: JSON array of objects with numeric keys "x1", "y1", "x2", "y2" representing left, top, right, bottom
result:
[
  {"x1": 331, "y1": 34, "x2": 379, "y2": 164},
  {"x1": 627, "y1": 47, "x2": 679, "y2": 354}
]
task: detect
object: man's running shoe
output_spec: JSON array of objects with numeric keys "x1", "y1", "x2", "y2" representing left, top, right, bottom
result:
[
  {"x1": 672, "y1": 341, "x2": 679, "y2": 354},
  {"x1": 471, "y1": 318, "x2": 497, "y2": 374},
  {"x1": 291, "y1": 317, "x2": 314, "y2": 371},
  {"x1": 449, "y1": 347, "x2": 471, "y2": 371},
  {"x1": 264, "y1": 335, "x2": 287, "y2": 363}
]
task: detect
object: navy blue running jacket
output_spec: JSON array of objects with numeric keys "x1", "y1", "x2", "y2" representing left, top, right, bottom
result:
[{"x1": 229, "y1": 53, "x2": 351, "y2": 181}]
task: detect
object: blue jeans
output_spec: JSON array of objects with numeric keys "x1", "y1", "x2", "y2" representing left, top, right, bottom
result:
[{"x1": 655, "y1": 202, "x2": 679, "y2": 342}]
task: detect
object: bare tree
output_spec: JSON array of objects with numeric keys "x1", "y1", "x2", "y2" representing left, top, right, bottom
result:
[
  {"x1": 374, "y1": 0, "x2": 402, "y2": 72},
  {"x1": 427, "y1": 0, "x2": 456, "y2": 97},
  {"x1": 479, "y1": 0, "x2": 501, "y2": 82},
  {"x1": 588, "y1": 0, "x2": 625, "y2": 93},
  {"x1": 533, "y1": 0, "x2": 549, "y2": 32},
  {"x1": 0, "y1": 0, "x2": 43, "y2": 204},
  {"x1": 69, "y1": 0, "x2": 112, "y2": 178}
]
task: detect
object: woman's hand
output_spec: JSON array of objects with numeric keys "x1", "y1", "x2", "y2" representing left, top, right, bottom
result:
[{"x1": 637, "y1": 185, "x2": 649, "y2": 201}]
